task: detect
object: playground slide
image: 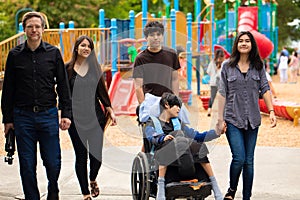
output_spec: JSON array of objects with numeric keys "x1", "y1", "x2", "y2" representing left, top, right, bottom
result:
[
  {"x1": 259, "y1": 99, "x2": 300, "y2": 126},
  {"x1": 238, "y1": 6, "x2": 273, "y2": 59},
  {"x1": 108, "y1": 72, "x2": 138, "y2": 116}
]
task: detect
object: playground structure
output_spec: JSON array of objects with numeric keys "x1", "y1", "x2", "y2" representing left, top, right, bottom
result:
[{"x1": 1, "y1": 0, "x2": 298, "y2": 123}]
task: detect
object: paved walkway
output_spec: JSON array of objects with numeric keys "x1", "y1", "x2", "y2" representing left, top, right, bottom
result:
[{"x1": 1, "y1": 145, "x2": 300, "y2": 200}]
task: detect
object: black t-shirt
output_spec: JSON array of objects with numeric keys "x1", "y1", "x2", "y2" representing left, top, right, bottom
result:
[{"x1": 133, "y1": 46, "x2": 181, "y2": 96}]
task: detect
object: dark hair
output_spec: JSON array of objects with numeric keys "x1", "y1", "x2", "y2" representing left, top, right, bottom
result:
[
  {"x1": 228, "y1": 31, "x2": 263, "y2": 70},
  {"x1": 176, "y1": 45, "x2": 185, "y2": 57},
  {"x1": 160, "y1": 92, "x2": 182, "y2": 110},
  {"x1": 22, "y1": 12, "x2": 46, "y2": 30},
  {"x1": 214, "y1": 49, "x2": 224, "y2": 61},
  {"x1": 143, "y1": 21, "x2": 164, "y2": 38},
  {"x1": 66, "y1": 35, "x2": 94, "y2": 79},
  {"x1": 293, "y1": 51, "x2": 298, "y2": 57}
]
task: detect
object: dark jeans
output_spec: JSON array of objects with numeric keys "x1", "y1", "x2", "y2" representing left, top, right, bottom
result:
[
  {"x1": 68, "y1": 120, "x2": 103, "y2": 195},
  {"x1": 13, "y1": 107, "x2": 60, "y2": 200},
  {"x1": 226, "y1": 123, "x2": 258, "y2": 200}
]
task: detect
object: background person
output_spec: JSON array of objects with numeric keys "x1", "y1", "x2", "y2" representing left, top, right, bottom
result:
[
  {"x1": 206, "y1": 49, "x2": 225, "y2": 117},
  {"x1": 216, "y1": 31, "x2": 276, "y2": 200},
  {"x1": 65, "y1": 35, "x2": 117, "y2": 200},
  {"x1": 278, "y1": 51, "x2": 289, "y2": 83},
  {"x1": 1, "y1": 11, "x2": 72, "y2": 200},
  {"x1": 288, "y1": 51, "x2": 298, "y2": 83}
]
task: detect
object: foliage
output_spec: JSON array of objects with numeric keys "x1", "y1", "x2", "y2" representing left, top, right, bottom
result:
[
  {"x1": 276, "y1": 0, "x2": 300, "y2": 48},
  {"x1": 0, "y1": 0, "x2": 300, "y2": 51}
]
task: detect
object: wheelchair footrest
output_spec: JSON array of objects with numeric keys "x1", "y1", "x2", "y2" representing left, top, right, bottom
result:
[{"x1": 165, "y1": 180, "x2": 212, "y2": 199}]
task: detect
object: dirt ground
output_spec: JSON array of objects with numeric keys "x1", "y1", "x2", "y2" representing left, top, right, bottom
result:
[{"x1": 0, "y1": 74, "x2": 299, "y2": 156}]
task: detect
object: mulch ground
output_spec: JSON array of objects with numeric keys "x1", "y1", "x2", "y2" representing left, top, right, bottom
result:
[{"x1": 0, "y1": 74, "x2": 299, "y2": 156}]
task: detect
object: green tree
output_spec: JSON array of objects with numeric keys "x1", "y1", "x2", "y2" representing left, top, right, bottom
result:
[
  {"x1": 276, "y1": 0, "x2": 300, "y2": 48},
  {"x1": 1, "y1": 0, "x2": 300, "y2": 49}
]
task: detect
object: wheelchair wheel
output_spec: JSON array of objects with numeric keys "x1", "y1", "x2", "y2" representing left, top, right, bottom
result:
[{"x1": 131, "y1": 152, "x2": 151, "y2": 200}]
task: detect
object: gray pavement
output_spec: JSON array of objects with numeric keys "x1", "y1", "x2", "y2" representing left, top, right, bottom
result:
[{"x1": 1, "y1": 145, "x2": 300, "y2": 200}]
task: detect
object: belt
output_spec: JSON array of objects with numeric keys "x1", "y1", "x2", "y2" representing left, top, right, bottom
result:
[{"x1": 19, "y1": 106, "x2": 53, "y2": 113}]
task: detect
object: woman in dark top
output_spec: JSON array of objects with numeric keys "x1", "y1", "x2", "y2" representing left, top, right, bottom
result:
[
  {"x1": 217, "y1": 31, "x2": 276, "y2": 200},
  {"x1": 65, "y1": 35, "x2": 117, "y2": 200}
]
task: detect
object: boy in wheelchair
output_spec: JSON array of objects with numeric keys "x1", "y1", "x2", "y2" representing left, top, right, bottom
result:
[{"x1": 144, "y1": 92, "x2": 226, "y2": 200}]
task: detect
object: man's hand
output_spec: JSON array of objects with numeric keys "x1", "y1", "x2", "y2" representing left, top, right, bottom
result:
[
  {"x1": 59, "y1": 118, "x2": 71, "y2": 130},
  {"x1": 4, "y1": 123, "x2": 14, "y2": 136}
]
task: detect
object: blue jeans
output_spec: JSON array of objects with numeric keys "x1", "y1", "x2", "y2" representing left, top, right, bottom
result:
[
  {"x1": 13, "y1": 107, "x2": 60, "y2": 200},
  {"x1": 226, "y1": 123, "x2": 258, "y2": 200}
]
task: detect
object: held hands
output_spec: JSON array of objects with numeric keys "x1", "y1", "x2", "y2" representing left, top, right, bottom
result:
[{"x1": 215, "y1": 119, "x2": 227, "y2": 136}]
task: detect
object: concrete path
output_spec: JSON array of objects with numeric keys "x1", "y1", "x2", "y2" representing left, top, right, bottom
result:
[{"x1": 1, "y1": 145, "x2": 300, "y2": 199}]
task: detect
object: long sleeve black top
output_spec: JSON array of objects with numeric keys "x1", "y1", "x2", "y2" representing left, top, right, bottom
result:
[{"x1": 1, "y1": 40, "x2": 72, "y2": 123}]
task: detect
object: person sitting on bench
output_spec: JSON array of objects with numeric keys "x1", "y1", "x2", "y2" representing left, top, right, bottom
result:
[{"x1": 145, "y1": 92, "x2": 226, "y2": 200}]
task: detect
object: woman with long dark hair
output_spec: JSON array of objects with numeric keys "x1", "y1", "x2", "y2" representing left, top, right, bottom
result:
[
  {"x1": 216, "y1": 31, "x2": 276, "y2": 200},
  {"x1": 65, "y1": 35, "x2": 117, "y2": 200}
]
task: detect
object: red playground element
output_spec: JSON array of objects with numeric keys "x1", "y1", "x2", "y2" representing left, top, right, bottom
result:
[
  {"x1": 108, "y1": 72, "x2": 138, "y2": 116},
  {"x1": 250, "y1": 30, "x2": 274, "y2": 59},
  {"x1": 199, "y1": 96, "x2": 210, "y2": 110},
  {"x1": 259, "y1": 99, "x2": 300, "y2": 126},
  {"x1": 238, "y1": 6, "x2": 274, "y2": 59},
  {"x1": 179, "y1": 90, "x2": 192, "y2": 103},
  {"x1": 214, "y1": 44, "x2": 231, "y2": 59}
]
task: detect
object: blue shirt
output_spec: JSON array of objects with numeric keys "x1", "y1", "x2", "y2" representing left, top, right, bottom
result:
[
  {"x1": 145, "y1": 117, "x2": 219, "y2": 146},
  {"x1": 218, "y1": 60, "x2": 270, "y2": 129}
]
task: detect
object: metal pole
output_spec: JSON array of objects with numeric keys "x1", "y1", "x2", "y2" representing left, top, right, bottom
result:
[
  {"x1": 170, "y1": 9, "x2": 176, "y2": 50},
  {"x1": 211, "y1": 0, "x2": 215, "y2": 59},
  {"x1": 142, "y1": 0, "x2": 148, "y2": 37},
  {"x1": 129, "y1": 10, "x2": 135, "y2": 39},
  {"x1": 187, "y1": 13, "x2": 193, "y2": 105},
  {"x1": 195, "y1": 0, "x2": 201, "y2": 95},
  {"x1": 99, "y1": 9, "x2": 105, "y2": 28},
  {"x1": 174, "y1": 0, "x2": 179, "y2": 11},
  {"x1": 59, "y1": 22, "x2": 65, "y2": 58},
  {"x1": 225, "y1": 1, "x2": 229, "y2": 52},
  {"x1": 111, "y1": 19, "x2": 118, "y2": 77}
]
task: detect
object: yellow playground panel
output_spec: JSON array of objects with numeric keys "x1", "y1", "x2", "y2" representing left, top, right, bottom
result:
[{"x1": 0, "y1": 28, "x2": 111, "y2": 77}]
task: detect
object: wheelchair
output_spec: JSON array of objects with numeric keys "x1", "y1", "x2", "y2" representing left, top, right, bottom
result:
[{"x1": 131, "y1": 113, "x2": 212, "y2": 200}]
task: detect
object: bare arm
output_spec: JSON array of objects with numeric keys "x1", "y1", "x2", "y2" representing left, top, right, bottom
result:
[
  {"x1": 172, "y1": 70, "x2": 179, "y2": 96},
  {"x1": 268, "y1": 81, "x2": 277, "y2": 98},
  {"x1": 134, "y1": 78, "x2": 145, "y2": 104},
  {"x1": 262, "y1": 90, "x2": 277, "y2": 128},
  {"x1": 216, "y1": 93, "x2": 226, "y2": 135}
]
